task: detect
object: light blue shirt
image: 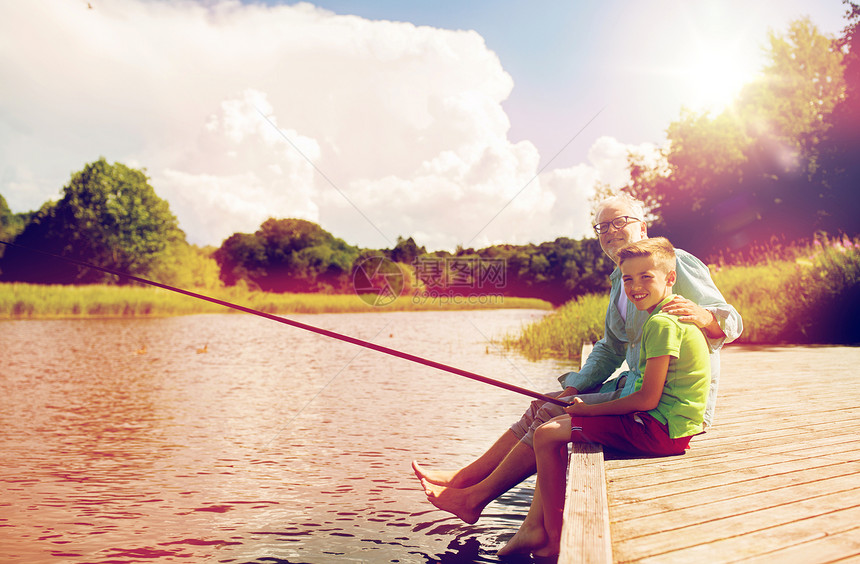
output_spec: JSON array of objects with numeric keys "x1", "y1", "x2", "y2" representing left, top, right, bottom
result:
[{"x1": 559, "y1": 249, "x2": 743, "y2": 427}]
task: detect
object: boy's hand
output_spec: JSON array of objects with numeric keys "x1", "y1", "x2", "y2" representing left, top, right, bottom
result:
[{"x1": 564, "y1": 397, "x2": 588, "y2": 415}]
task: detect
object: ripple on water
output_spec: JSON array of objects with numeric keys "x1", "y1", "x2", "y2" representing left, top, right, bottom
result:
[{"x1": 1, "y1": 311, "x2": 563, "y2": 563}]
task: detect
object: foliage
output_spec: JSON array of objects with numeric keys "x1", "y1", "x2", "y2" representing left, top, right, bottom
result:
[
  {"x1": 409, "y1": 237, "x2": 614, "y2": 306},
  {"x1": 0, "y1": 158, "x2": 186, "y2": 284},
  {"x1": 0, "y1": 194, "x2": 30, "y2": 244},
  {"x1": 623, "y1": 17, "x2": 857, "y2": 259},
  {"x1": 0, "y1": 194, "x2": 32, "y2": 268},
  {"x1": 711, "y1": 235, "x2": 860, "y2": 344},
  {"x1": 213, "y1": 218, "x2": 361, "y2": 293},
  {"x1": 816, "y1": 1, "x2": 860, "y2": 235},
  {"x1": 388, "y1": 235, "x2": 426, "y2": 264}
]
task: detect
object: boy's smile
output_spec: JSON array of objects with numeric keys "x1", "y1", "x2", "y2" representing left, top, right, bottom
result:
[{"x1": 620, "y1": 255, "x2": 676, "y2": 313}]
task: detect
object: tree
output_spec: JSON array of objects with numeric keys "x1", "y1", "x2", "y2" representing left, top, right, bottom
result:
[
  {"x1": 0, "y1": 158, "x2": 186, "y2": 284},
  {"x1": 389, "y1": 236, "x2": 425, "y2": 264},
  {"x1": 0, "y1": 194, "x2": 30, "y2": 243},
  {"x1": 0, "y1": 194, "x2": 32, "y2": 269},
  {"x1": 817, "y1": 1, "x2": 860, "y2": 236},
  {"x1": 624, "y1": 18, "x2": 848, "y2": 258},
  {"x1": 213, "y1": 218, "x2": 360, "y2": 293}
]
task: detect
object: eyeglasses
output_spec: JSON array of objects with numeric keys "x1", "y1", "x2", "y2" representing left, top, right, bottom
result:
[{"x1": 593, "y1": 216, "x2": 641, "y2": 234}]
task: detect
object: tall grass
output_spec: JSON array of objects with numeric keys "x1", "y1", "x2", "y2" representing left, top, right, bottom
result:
[
  {"x1": 0, "y1": 283, "x2": 552, "y2": 318},
  {"x1": 500, "y1": 293, "x2": 609, "y2": 363},
  {"x1": 712, "y1": 235, "x2": 860, "y2": 344},
  {"x1": 501, "y1": 235, "x2": 860, "y2": 360}
]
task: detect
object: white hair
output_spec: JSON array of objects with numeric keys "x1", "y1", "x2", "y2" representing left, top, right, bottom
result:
[{"x1": 592, "y1": 193, "x2": 647, "y2": 225}]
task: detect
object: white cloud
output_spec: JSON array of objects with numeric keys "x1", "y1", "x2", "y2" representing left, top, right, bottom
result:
[{"x1": 0, "y1": 0, "x2": 648, "y2": 252}]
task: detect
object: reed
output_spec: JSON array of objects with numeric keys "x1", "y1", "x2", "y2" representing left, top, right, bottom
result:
[
  {"x1": 711, "y1": 235, "x2": 860, "y2": 344},
  {"x1": 0, "y1": 283, "x2": 552, "y2": 318},
  {"x1": 500, "y1": 293, "x2": 609, "y2": 363}
]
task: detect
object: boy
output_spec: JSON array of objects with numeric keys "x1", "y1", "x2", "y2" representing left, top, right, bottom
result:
[{"x1": 500, "y1": 237, "x2": 711, "y2": 558}]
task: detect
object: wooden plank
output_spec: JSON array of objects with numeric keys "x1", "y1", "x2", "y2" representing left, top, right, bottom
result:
[
  {"x1": 604, "y1": 345, "x2": 860, "y2": 563},
  {"x1": 559, "y1": 341, "x2": 613, "y2": 564},
  {"x1": 631, "y1": 503, "x2": 860, "y2": 563},
  {"x1": 613, "y1": 484, "x2": 860, "y2": 561},
  {"x1": 559, "y1": 442, "x2": 612, "y2": 564}
]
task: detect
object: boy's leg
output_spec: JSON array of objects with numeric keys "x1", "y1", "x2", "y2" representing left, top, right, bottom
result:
[
  {"x1": 532, "y1": 414, "x2": 573, "y2": 557},
  {"x1": 497, "y1": 478, "x2": 548, "y2": 556}
]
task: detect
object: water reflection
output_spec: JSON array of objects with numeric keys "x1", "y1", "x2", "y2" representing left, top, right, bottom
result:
[{"x1": 0, "y1": 310, "x2": 565, "y2": 563}]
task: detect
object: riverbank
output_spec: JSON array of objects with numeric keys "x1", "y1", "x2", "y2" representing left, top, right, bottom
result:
[{"x1": 0, "y1": 282, "x2": 552, "y2": 318}]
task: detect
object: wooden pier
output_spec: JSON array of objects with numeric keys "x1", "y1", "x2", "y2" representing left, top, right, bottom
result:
[{"x1": 560, "y1": 344, "x2": 860, "y2": 563}]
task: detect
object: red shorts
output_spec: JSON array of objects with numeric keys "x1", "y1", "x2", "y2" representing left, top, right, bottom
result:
[{"x1": 570, "y1": 412, "x2": 691, "y2": 457}]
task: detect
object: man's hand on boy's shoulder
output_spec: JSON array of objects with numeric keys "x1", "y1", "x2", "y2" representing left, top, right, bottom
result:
[
  {"x1": 661, "y1": 295, "x2": 714, "y2": 328},
  {"x1": 662, "y1": 295, "x2": 725, "y2": 339}
]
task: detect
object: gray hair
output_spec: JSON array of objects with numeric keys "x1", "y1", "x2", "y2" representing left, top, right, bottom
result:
[{"x1": 592, "y1": 193, "x2": 647, "y2": 225}]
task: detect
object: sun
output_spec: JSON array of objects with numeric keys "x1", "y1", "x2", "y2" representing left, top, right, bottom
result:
[
  {"x1": 683, "y1": 50, "x2": 760, "y2": 112},
  {"x1": 674, "y1": 35, "x2": 762, "y2": 114}
]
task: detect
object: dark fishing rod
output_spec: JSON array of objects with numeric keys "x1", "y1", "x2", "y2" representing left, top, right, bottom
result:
[{"x1": 0, "y1": 239, "x2": 571, "y2": 407}]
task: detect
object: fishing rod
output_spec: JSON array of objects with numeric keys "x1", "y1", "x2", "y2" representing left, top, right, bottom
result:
[{"x1": 0, "y1": 239, "x2": 571, "y2": 407}]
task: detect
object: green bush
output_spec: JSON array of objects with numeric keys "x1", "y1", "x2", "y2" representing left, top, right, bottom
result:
[{"x1": 713, "y1": 236, "x2": 860, "y2": 344}]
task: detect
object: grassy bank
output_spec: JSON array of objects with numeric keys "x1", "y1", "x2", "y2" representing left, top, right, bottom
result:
[
  {"x1": 0, "y1": 283, "x2": 552, "y2": 318},
  {"x1": 501, "y1": 236, "x2": 860, "y2": 362}
]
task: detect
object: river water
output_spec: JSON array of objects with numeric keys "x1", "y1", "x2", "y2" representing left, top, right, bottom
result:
[{"x1": 0, "y1": 309, "x2": 569, "y2": 563}]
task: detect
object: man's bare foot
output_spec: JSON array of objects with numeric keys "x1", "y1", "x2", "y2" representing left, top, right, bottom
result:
[
  {"x1": 412, "y1": 460, "x2": 472, "y2": 488},
  {"x1": 420, "y1": 479, "x2": 483, "y2": 524},
  {"x1": 411, "y1": 460, "x2": 459, "y2": 487},
  {"x1": 497, "y1": 521, "x2": 548, "y2": 556}
]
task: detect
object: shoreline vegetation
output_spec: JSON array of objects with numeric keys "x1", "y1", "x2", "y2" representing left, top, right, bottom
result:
[
  {"x1": 0, "y1": 282, "x2": 552, "y2": 318},
  {"x1": 5, "y1": 237, "x2": 858, "y2": 364},
  {"x1": 501, "y1": 236, "x2": 860, "y2": 364}
]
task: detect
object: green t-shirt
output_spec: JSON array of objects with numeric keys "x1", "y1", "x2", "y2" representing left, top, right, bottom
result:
[{"x1": 634, "y1": 295, "x2": 711, "y2": 438}]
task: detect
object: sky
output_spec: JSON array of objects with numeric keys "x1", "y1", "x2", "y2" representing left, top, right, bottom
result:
[{"x1": 0, "y1": 0, "x2": 850, "y2": 252}]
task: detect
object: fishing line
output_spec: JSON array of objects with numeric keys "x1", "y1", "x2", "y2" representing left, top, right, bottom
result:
[{"x1": 0, "y1": 240, "x2": 571, "y2": 407}]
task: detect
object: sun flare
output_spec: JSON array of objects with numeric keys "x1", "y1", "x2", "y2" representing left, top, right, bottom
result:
[{"x1": 673, "y1": 29, "x2": 762, "y2": 114}]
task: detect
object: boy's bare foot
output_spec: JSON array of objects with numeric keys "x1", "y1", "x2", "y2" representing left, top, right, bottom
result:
[
  {"x1": 533, "y1": 541, "x2": 560, "y2": 559},
  {"x1": 411, "y1": 460, "x2": 458, "y2": 486},
  {"x1": 497, "y1": 521, "x2": 548, "y2": 556},
  {"x1": 420, "y1": 479, "x2": 483, "y2": 524}
]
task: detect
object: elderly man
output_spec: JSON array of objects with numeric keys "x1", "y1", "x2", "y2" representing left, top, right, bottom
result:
[{"x1": 412, "y1": 193, "x2": 742, "y2": 524}]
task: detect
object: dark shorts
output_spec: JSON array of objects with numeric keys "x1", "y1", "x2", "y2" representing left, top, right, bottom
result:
[{"x1": 570, "y1": 412, "x2": 691, "y2": 457}]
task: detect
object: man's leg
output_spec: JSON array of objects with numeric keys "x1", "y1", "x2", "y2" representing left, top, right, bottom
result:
[
  {"x1": 420, "y1": 439, "x2": 538, "y2": 524},
  {"x1": 412, "y1": 389, "x2": 568, "y2": 488},
  {"x1": 412, "y1": 429, "x2": 520, "y2": 488}
]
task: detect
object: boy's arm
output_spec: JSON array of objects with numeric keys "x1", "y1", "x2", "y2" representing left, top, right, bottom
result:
[{"x1": 566, "y1": 355, "x2": 670, "y2": 416}]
